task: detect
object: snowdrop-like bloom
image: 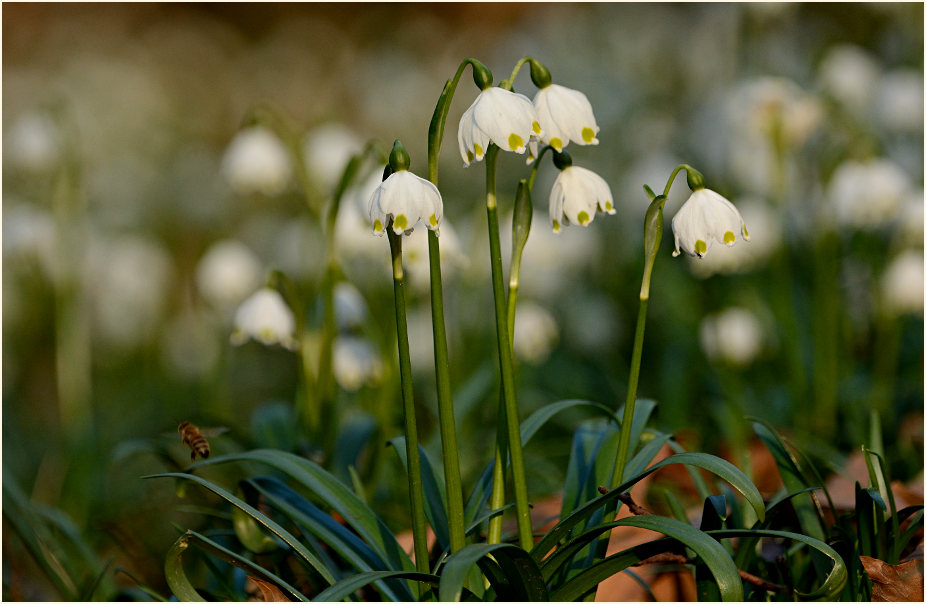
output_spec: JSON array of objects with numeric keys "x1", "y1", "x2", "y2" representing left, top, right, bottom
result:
[
  {"x1": 333, "y1": 335, "x2": 383, "y2": 391},
  {"x1": 302, "y1": 122, "x2": 363, "y2": 191},
  {"x1": 5, "y1": 111, "x2": 61, "y2": 172},
  {"x1": 672, "y1": 188, "x2": 749, "y2": 258},
  {"x1": 458, "y1": 87, "x2": 542, "y2": 166},
  {"x1": 532, "y1": 84, "x2": 599, "y2": 153},
  {"x1": 828, "y1": 159, "x2": 911, "y2": 229},
  {"x1": 689, "y1": 199, "x2": 781, "y2": 277},
  {"x1": 368, "y1": 170, "x2": 443, "y2": 237},
  {"x1": 195, "y1": 240, "x2": 263, "y2": 313},
  {"x1": 817, "y1": 45, "x2": 881, "y2": 116},
  {"x1": 549, "y1": 165, "x2": 615, "y2": 232},
  {"x1": 699, "y1": 307, "x2": 764, "y2": 367},
  {"x1": 231, "y1": 288, "x2": 298, "y2": 350},
  {"x1": 221, "y1": 126, "x2": 292, "y2": 196},
  {"x1": 881, "y1": 251, "x2": 924, "y2": 317}
]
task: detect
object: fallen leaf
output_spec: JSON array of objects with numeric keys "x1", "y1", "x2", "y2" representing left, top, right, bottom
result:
[
  {"x1": 860, "y1": 556, "x2": 924, "y2": 602},
  {"x1": 247, "y1": 576, "x2": 291, "y2": 602}
]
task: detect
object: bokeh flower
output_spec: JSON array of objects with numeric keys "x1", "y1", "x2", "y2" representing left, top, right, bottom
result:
[
  {"x1": 333, "y1": 335, "x2": 383, "y2": 391},
  {"x1": 302, "y1": 122, "x2": 363, "y2": 191},
  {"x1": 231, "y1": 287, "x2": 298, "y2": 350},
  {"x1": 672, "y1": 188, "x2": 749, "y2": 258},
  {"x1": 699, "y1": 307, "x2": 764, "y2": 367},
  {"x1": 881, "y1": 251, "x2": 924, "y2": 317},
  {"x1": 221, "y1": 126, "x2": 292, "y2": 196},
  {"x1": 195, "y1": 240, "x2": 263, "y2": 314},
  {"x1": 828, "y1": 158, "x2": 911, "y2": 229},
  {"x1": 458, "y1": 87, "x2": 542, "y2": 166},
  {"x1": 512, "y1": 301, "x2": 559, "y2": 364}
]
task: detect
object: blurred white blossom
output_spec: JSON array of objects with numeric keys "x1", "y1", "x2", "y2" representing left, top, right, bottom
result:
[
  {"x1": 2, "y1": 203, "x2": 58, "y2": 278},
  {"x1": 87, "y1": 234, "x2": 174, "y2": 348},
  {"x1": 828, "y1": 158, "x2": 911, "y2": 229},
  {"x1": 402, "y1": 221, "x2": 467, "y2": 292},
  {"x1": 699, "y1": 307, "x2": 763, "y2": 366},
  {"x1": 513, "y1": 302, "x2": 559, "y2": 364},
  {"x1": 221, "y1": 126, "x2": 292, "y2": 196},
  {"x1": 334, "y1": 282, "x2": 368, "y2": 330},
  {"x1": 231, "y1": 288, "x2": 298, "y2": 350},
  {"x1": 895, "y1": 190, "x2": 925, "y2": 248},
  {"x1": 874, "y1": 69, "x2": 924, "y2": 134},
  {"x1": 4, "y1": 111, "x2": 61, "y2": 172},
  {"x1": 881, "y1": 251, "x2": 924, "y2": 317},
  {"x1": 333, "y1": 335, "x2": 383, "y2": 391},
  {"x1": 730, "y1": 77, "x2": 823, "y2": 147},
  {"x1": 817, "y1": 44, "x2": 881, "y2": 116},
  {"x1": 195, "y1": 240, "x2": 263, "y2": 314},
  {"x1": 303, "y1": 122, "x2": 363, "y2": 192}
]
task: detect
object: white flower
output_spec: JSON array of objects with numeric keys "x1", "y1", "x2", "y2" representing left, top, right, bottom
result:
[
  {"x1": 333, "y1": 335, "x2": 383, "y2": 391},
  {"x1": 549, "y1": 166, "x2": 615, "y2": 232},
  {"x1": 672, "y1": 188, "x2": 749, "y2": 258},
  {"x1": 874, "y1": 69, "x2": 924, "y2": 134},
  {"x1": 881, "y1": 251, "x2": 924, "y2": 317},
  {"x1": 368, "y1": 170, "x2": 443, "y2": 236},
  {"x1": 302, "y1": 123, "x2": 363, "y2": 191},
  {"x1": 817, "y1": 45, "x2": 881, "y2": 116},
  {"x1": 513, "y1": 302, "x2": 559, "y2": 365},
  {"x1": 532, "y1": 84, "x2": 599, "y2": 152},
  {"x1": 221, "y1": 126, "x2": 292, "y2": 196},
  {"x1": 334, "y1": 282, "x2": 368, "y2": 330},
  {"x1": 231, "y1": 288, "x2": 298, "y2": 350},
  {"x1": 195, "y1": 240, "x2": 263, "y2": 313},
  {"x1": 828, "y1": 159, "x2": 910, "y2": 229},
  {"x1": 457, "y1": 87, "x2": 542, "y2": 166},
  {"x1": 699, "y1": 307, "x2": 764, "y2": 367},
  {"x1": 5, "y1": 111, "x2": 61, "y2": 172},
  {"x1": 689, "y1": 199, "x2": 781, "y2": 277}
]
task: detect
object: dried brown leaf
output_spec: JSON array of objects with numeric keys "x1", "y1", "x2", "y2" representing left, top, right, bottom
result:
[
  {"x1": 247, "y1": 576, "x2": 291, "y2": 602},
  {"x1": 861, "y1": 555, "x2": 924, "y2": 602}
]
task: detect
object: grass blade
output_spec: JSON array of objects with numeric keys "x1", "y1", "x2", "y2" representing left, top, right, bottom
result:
[
  {"x1": 164, "y1": 534, "x2": 205, "y2": 602},
  {"x1": 313, "y1": 571, "x2": 439, "y2": 602},
  {"x1": 438, "y1": 543, "x2": 548, "y2": 602}
]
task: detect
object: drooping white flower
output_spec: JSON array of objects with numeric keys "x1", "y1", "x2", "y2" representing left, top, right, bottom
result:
[
  {"x1": 221, "y1": 126, "x2": 292, "y2": 196},
  {"x1": 333, "y1": 335, "x2": 383, "y2": 391},
  {"x1": 689, "y1": 199, "x2": 781, "y2": 277},
  {"x1": 532, "y1": 84, "x2": 599, "y2": 153},
  {"x1": 458, "y1": 87, "x2": 542, "y2": 166},
  {"x1": 195, "y1": 240, "x2": 263, "y2": 313},
  {"x1": 368, "y1": 170, "x2": 443, "y2": 237},
  {"x1": 699, "y1": 307, "x2": 764, "y2": 367},
  {"x1": 672, "y1": 188, "x2": 749, "y2": 258},
  {"x1": 881, "y1": 251, "x2": 924, "y2": 317},
  {"x1": 231, "y1": 288, "x2": 298, "y2": 350},
  {"x1": 549, "y1": 165, "x2": 615, "y2": 232}
]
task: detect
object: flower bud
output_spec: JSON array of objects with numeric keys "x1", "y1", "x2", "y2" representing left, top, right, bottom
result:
[
  {"x1": 686, "y1": 167, "x2": 706, "y2": 191},
  {"x1": 529, "y1": 59, "x2": 553, "y2": 89},
  {"x1": 470, "y1": 59, "x2": 493, "y2": 90},
  {"x1": 552, "y1": 149, "x2": 573, "y2": 171},
  {"x1": 388, "y1": 139, "x2": 410, "y2": 173}
]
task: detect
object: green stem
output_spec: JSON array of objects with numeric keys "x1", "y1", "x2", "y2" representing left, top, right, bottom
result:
[
  {"x1": 613, "y1": 298, "x2": 649, "y2": 486},
  {"x1": 425, "y1": 59, "x2": 482, "y2": 554},
  {"x1": 388, "y1": 231, "x2": 431, "y2": 574},
  {"x1": 485, "y1": 145, "x2": 533, "y2": 550}
]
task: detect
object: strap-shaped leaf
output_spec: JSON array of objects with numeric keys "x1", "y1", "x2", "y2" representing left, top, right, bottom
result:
[
  {"x1": 439, "y1": 543, "x2": 548, "y2": 602},
  {"x1": 164, "y1": 534, "x2": 206, "y2": 602},
  {"x1": 313, "y1": 571, "x2": 439, "y2": 602},
  {"x1": 389, "y1": 437, "x2": 450, "y2": 552},
  {"x1": 552, "y1": 516, "x2": 742, "y2": 601},
  {"x1": 190, "y1": 449, "x2": 414, "y2": 572},
  {"x1": 533, "y1": 452, "x2": 765, "y2": 563},
  {"x1": 146, "y1": 472, "x2": 336, "y2": 584},
  {"x1": 708, "y1": 529, "x2": 847, "y2": 600},
  {"x1": 248, "y1": 476, "x2": 414, "y2": 601}
]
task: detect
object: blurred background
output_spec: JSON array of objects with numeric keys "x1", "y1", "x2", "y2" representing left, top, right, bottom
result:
[{"x1": 3, "y1": 3, "x2": 923, "y2": 600}]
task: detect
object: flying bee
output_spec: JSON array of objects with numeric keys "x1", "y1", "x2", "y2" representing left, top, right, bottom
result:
[{"x1": 177, "y1": 421, "x2": 228, "y2": 461}]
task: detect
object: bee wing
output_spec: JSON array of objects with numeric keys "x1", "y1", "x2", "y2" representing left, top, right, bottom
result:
[{"x1": 199, "y1": 426, "x2": 230, "y2": 437}]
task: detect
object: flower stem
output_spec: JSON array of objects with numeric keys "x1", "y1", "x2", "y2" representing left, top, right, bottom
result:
[
  {"x1": 388, "y1": 230, "x2": 431, "y2": 574},
  {"x1": 485, "y1": 144, "x2": 533, "y2": 550}
]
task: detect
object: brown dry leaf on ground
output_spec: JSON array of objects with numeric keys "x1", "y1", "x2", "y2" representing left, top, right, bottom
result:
[
  {"x1": 861, "y1": 556, "x2": 924, "y2": 602},
  {"x1": 247, "y1": 577, "x2": 291, "y2": 602},
  {"x1": 826, "y1": 451, "x2": 924, "y2": 511}
]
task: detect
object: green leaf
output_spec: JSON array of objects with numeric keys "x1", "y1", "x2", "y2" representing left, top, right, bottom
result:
[
  {"x1": 708, "y1": 529, "x2": 848, "y2": 600},
  {"x1": 439, "y1": 543, "x2": 548, "y2": 602},
  {"x1": 164, "y1": 534, "x2": 205, "y2": 602},
  {"x1": 190, "y1": 449, "x2": 414, "y2": 572},
  {"x1": 533, "y1": 451, "x2": 765, "y2": 563},
  {"x1": 389, "y1": 437, "x2": 450, "y2": 552},
  {"x1": 552, "y1": 516, "x2": 743, "y2": 601},
  {"x1": 146, "y1": 472, "x2": 336, "y2": 584},
  {"x1": 249, "y1": 476, "x2": 414, "y2": 601},
  {"x1": 181, "y1": 530, "x2": 309, "y2": 601},
  {"x1": 313, "y1": 571, "x2": 439, "y2": 602}
]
